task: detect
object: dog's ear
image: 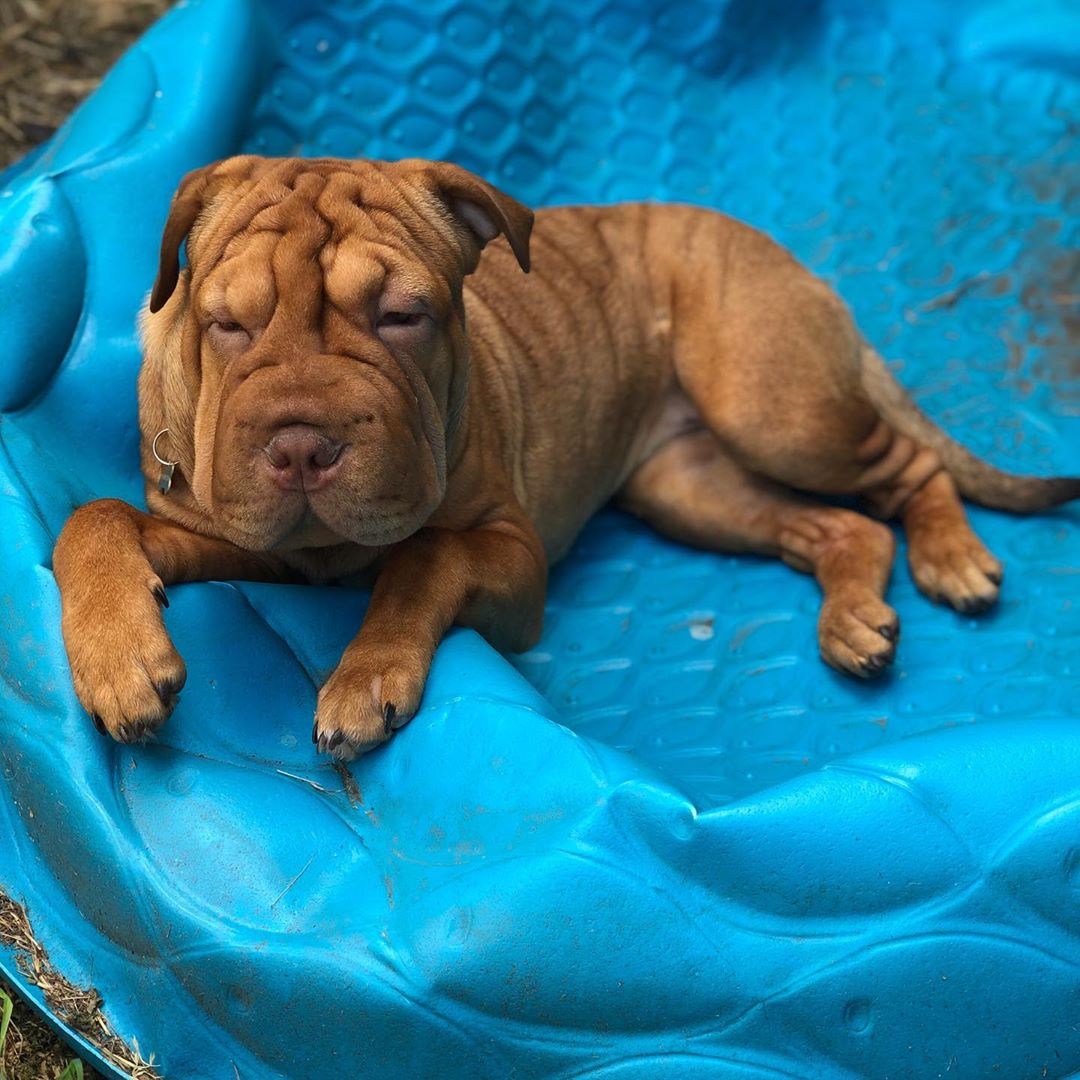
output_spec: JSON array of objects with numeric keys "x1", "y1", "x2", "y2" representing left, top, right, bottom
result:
[
  {"x1": 148, "y1": 164, "x2": 221, "y2": 314},
  {"x1": 404, "y1": 160, "x2": 533, "y2": 273}
]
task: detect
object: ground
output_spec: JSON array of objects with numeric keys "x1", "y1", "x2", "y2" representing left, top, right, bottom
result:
[{"x1": 0, "y1": 0, "x2": 169, "y2": 168}]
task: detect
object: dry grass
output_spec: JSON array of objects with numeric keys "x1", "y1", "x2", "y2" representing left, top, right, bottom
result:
[
  {"x1": 0, "y1": 893, "x2": 162, "y2": 1079},
  {"x1": 0, "y1": 0, "x2": 170, "y2": 168}
]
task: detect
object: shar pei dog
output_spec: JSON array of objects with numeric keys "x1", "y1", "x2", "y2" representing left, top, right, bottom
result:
[{"x1": 53, "y1": 156, "x2": 1079, "y2": 757}]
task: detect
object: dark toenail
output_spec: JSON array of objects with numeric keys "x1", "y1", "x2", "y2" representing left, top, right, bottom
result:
[
  {"x1": 154, "y1": 680, "x2": 172, "y2": 705},
  {"x1": 383, "y1": 702, "x2": 396, "y2": 734},
  {"x1": 312, "y1": 719, "x2": 319, "y2": 744},
  {"x1": 329, "y1": 731, "x2": 344, "y2": 749},
  {"x1": 865, "y1": 650, "x2": 894, "y2": 673},
  {"x1": 878, "y1": 624, "x2": 896, "y2": 641},
  {"x1": 152, "y1": 585, "x2": 169, "y2": 608},
  {"x1": 91, "y1": 712, "x2": 106, "y2": 736}
]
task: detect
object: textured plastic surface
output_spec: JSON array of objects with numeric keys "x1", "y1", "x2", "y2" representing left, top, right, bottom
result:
[{"x1": 0, "y1": 0, "x2": 1078, "y2": 1077}]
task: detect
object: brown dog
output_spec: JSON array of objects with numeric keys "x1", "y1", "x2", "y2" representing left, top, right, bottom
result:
[{"x1": 53, "y1": 155, "x2": 1078, "y2": 758}]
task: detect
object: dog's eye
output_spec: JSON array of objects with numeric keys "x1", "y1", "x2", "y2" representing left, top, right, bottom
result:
[
  {"x1": 208, "y1": 320, "x2": 251, "y2": 348},
  {"x1": 377, "y1": 312, "x2": 426, "y2": 329}
]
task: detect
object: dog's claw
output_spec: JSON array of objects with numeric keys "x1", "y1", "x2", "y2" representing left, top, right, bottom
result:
[
  {"x1": 878, "y1": 623, "x2": 896, "y2": 641},
  {"x1": 383, "y1": 702, "x2": 396, "y2": 734},
  {"x1": 311, "y1": 718, "x2": 319, "y2": 744},
  {"x1": 152, "y1": 584, "x2": 169, "y2": 609},
  {"x1": 91, "y1": 712, "x2": 106, "y2": 736}
]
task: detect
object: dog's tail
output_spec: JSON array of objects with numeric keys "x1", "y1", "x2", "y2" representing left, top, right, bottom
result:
[{"x1": 860, "y1": 345, "x2": 1080, "y2": 513}]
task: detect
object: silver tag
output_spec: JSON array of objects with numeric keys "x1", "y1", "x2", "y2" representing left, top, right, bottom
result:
[{"x1": 158, "y1": 462, "x2": 175, "y2": 495}]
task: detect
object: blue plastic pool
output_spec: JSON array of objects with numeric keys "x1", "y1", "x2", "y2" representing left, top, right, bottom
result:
[{"x1": 0, "y1": 0, "x2": 1078, "y2": 1077}]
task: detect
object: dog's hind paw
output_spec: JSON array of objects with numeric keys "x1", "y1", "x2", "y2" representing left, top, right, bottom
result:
[{"x1": 908, "y1": 527, "x2": 1003, "y2": 614}]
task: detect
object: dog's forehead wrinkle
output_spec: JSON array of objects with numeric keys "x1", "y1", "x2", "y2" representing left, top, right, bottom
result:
[
  {"x1": 220, "y1": 226, "x2": 284, "y2": 274},
  {"x1": 204, "y1": 205, "x2": 329, "y2": 324},
  {"x1": 323, "y1": 239, "x2": 389, "y2": 312},
  {"x1": 205, "y1": 233, "x2": 279, "y2": 323},
  {"x1": 382, "y1": 266, "x2": 439, "y2": 307},
  {"x1": 224, "y1": 270, "x2": 276, "y2": 325},
  {"x1": 292, "y1": 169, "x2": 329, "y2": 197},
  {"x1": 317, "y1": 169, "x2": 365, "y2": 217},
  {"x1": 387, "y1": 175, "x2": 453, "y2": 247},
  {"x1": 366, "y1": 194, "x2": 436, "y2": 249},
  {"x1": 267, "y1": 231, "x2": 329, "y2": 343},
  {"x1": 248, "y1": 188, "x2": 332, "y2": 245},
  {"x1": 319, "y1": 240, "x2": 338, "y2": 272},
  {"x1": 325, "y1": 211, "x2": 452, "y2": 308},
  {"x1": 193, "y1": 185, "x2": 287, "y2": 286}
]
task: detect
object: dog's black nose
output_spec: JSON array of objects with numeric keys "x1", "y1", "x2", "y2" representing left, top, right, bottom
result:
[{"x1": 264, "y1": 426, "x2": 344, "y2": 492}]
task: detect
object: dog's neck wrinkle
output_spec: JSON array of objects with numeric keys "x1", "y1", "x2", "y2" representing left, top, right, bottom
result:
[
  {"x1": 446, "y1": 396, "x2": 471, "y2": 474},
  {"x1": 441, "y1": 314, "x2": 473, "y2": 475},
  {"x1": 278, "y1": 542, "x2": 381, "y2": 583},
  {"x1": 456, "y1": 204, "x2": 683, "y2": 557}
]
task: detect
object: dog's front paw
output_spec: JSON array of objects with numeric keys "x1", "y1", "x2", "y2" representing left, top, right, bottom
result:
[
  {"x1": 62, "y1": 576, "x2": 186, "y2": 743},
  {"x1": 313, "y1": 644, "x2": 427, "y2": 760},
  {"x1": 818, "y1": 589, "x2": 899, "y2": 679}
]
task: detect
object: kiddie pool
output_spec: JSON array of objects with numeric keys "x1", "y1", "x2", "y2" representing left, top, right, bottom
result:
[{"x1": 0, "y1": 1, "x2": 1078, "y2": 1077}]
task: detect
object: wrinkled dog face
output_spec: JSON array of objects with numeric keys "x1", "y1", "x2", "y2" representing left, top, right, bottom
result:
[{"x1": 142, "y1": 156, "x2": 531, "y2": 552}]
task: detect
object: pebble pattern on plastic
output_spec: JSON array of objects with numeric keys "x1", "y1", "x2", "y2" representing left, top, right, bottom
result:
[
  {"x1": 0, "y1": 0, "x2": 1077, "y2": 1077},
  {"x1": 246, "y1": 0, "x2": 1080, "y2": 806}
]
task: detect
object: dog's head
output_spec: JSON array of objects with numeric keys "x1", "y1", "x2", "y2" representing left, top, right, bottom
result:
[{"x1": 139, "y1": 155, "x2": 532, "y2": 553}]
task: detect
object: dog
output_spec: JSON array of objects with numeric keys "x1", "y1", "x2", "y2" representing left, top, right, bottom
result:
[{"x1": 52, "y1": 155, "x2": 1079, "y2": 758}]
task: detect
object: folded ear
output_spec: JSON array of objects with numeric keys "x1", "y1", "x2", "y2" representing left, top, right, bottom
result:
[
  {"x1": 148, "y1": 164, "x2": 220, "y2": 313},
  {"x1": 404, "y1": 160, "x2": 534, "y2": 273}
]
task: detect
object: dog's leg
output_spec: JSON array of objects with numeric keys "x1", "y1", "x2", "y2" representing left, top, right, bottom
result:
[
  {"x1": 314, "y1": 519, "x2": 547, "y2": 758},
  {"x1": 53, "y1": 498, "x2": 289, "y2": 742},
  {"x1": 880, "y1": 467, "x2": 1003, "y2": 613},
  {"x1": 672, "y1": 251, "x2": 1004, "y2": 616},
  {"x1": 620, "y1": 431, "x2": 898, "y2": 677}
]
